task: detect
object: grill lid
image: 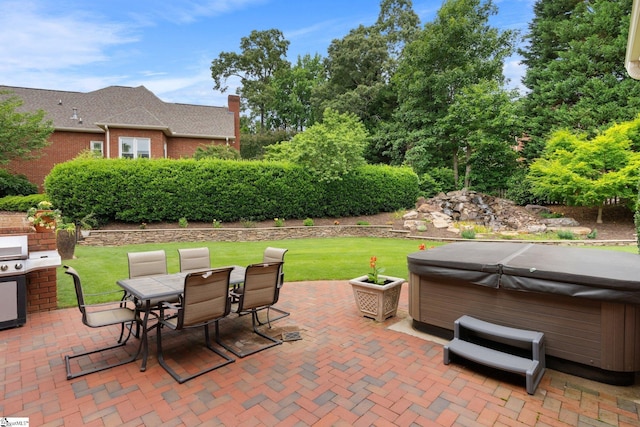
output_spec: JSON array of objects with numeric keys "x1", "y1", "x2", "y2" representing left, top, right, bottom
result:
[{"x1": 0, "y1": 235, "x2": 28, "y2": 261}]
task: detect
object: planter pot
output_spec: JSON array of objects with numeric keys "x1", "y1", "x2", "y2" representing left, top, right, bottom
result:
[
  {"x1": 349, "y1": 275, "x2": 405, "y2": 322},
  {"x1": 33, "y1": 210, "x2": 56, "y2": 232},
  {"x1": 56, "y1": 231, "x2": 76, "y2": 260}
]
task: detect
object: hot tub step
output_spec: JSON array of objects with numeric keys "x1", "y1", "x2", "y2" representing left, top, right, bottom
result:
[{"x1": 443, "y1": 315, "x2": 545, "y2": 395}]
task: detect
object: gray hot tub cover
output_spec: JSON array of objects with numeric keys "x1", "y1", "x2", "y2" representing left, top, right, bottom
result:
[{"x1": 407, "y1": 242, "x2": 640, "y2": 303}]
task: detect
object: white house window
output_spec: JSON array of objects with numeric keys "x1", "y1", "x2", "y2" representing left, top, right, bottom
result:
[
  {"x1": 90, "y1": 141, "x2": 104, "y2": 157},
  {"x1": 120, "y1": 137, "x2": 150, "y2": 159}
]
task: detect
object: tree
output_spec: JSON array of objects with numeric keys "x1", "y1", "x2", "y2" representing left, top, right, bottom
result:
[
  {"x1": 265, "y1": 109, "x2": 368, "y2": 182},
  {"x1": 268, "y1": 54, "x2": 324, "y2": 131},
  {"x1": 393, "y1": 0, "x2": 517, "y2": 178},
  {"x1": 0, "y1": 92, "x2": 53, "y2": 165},
  {"x1": 193, "y1": 144, "x2": 241, "y2": 160},
  {"x1": 438, "y1": 81, "x2": 520, "y2": 189},
  {"x1": 528, "y1": 118, "x2": 640, "y2": 223},
  {"x1": 210, "y1": 29, "x2": 290, "y2": 131},
  {"x1": 520, "y1": 0, "x2": 640, "y2": 160}
]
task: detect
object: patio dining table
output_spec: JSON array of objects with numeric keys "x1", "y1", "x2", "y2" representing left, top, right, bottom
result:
[{"x1": 117, "y1": 265, "x2": 246, "y2": 371}]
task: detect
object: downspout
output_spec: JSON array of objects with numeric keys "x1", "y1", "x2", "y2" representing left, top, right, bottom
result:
[{"x1": 105, "y1": 125, "x2": 111, "y2": 158}]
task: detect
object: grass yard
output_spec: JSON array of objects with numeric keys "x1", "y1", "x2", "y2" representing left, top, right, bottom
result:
[{"x1": 57, "y1": 237, "x2": 443, "y2": 308}]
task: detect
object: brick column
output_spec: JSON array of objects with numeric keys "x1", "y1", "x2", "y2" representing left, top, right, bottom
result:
[{"x1": 26, "y1": 232, "x2": 58, "y2": 312}]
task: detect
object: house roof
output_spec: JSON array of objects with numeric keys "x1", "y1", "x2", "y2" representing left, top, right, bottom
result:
[{"x1": 0, "y1": 85, "x2": 236, "y2": 139}]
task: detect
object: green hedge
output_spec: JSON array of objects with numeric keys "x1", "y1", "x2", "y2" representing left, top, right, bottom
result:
[
  {"x1": 0, "y1": 193, "x2": 48, "y2": 212},
  {"x1": 44, "y1": 158, "x2": 419, "y2": 223}
]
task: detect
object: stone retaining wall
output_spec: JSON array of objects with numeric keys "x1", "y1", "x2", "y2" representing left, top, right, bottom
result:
[
  {"x1": 79, "y1": 225, "x2": 635, "y2": 247},
  {"x1": 80, "y1": 225, "x2": 409, "y2": 246}
]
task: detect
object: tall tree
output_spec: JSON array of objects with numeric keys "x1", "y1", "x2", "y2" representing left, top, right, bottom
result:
[
  {"x1": 210, "y1": 29, "x2": 290, "y2": 131},
  {"x1": 393, "y1": 0, "x2": 517, "y2": 179},
  {"x1": 268, "y1": 54, "x2": 324, "y2": 132},
  {"x1": 0, "y1": 92, "x2": 53, "y2": 164},
  {"x1": 438, "y1": 80, "x2": 520, "y2": 189},
  {"x1": 520, "y1": 0, "x2": 640, "y2": 160}
]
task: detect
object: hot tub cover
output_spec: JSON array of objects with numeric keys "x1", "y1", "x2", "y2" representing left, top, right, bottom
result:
[{"x1": 408, "y1": 242, "x2": 640, "y2": 303}]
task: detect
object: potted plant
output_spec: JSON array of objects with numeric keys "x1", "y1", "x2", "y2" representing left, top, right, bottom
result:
[
  {"x1": 26, "y1": 201, "x2": 62, "y2": 232},
  {"x1": 56, "y1": 221, "x2": 76, "y2": 260},
  {"x1": 349, "y1": 256, "x2": 405, "y2": 322}
]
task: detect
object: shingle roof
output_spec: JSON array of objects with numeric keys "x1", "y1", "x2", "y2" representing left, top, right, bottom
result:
[{"x1": 0, "y1": 85, "x2": 235, "y2": 139}]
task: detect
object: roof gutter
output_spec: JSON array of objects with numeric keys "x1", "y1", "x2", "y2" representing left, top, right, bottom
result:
[{"x1": 626, "y1": 0, "x2": 640, "y2": 79}]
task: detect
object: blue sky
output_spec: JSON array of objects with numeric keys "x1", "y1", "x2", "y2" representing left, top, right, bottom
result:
[{"x1": 0, "y1": 0, "x2": 534, "y2": 108}]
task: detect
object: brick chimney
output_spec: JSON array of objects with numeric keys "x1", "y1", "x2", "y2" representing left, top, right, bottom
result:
[{"x1": 228, "y1": 95, "x2": 241, "y2": 150}]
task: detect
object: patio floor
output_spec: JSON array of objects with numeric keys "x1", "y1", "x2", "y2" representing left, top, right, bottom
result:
[{"x1": 2, "y1": 280, "x2": 640, "y2": 426}]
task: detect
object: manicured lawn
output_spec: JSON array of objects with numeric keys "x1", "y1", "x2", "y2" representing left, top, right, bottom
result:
[{"x1": 57, "y1": 237, "x2": 442, "y2": 308}]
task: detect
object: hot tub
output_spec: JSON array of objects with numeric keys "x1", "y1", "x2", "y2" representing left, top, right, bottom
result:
[{"x1": 408, "y1": 242, "x2": 640, "y2": 385}]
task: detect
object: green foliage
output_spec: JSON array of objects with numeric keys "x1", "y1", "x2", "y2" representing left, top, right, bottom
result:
[
  {"x1": 528, "y1": 117, "x2": 640, "y2": 217},
  {"x1": 44, "y1": 158, "x2": 419, "y2": 224},
  {"x1": 178, "y1": 217, "x2": 188, "y2": 228},
  {"x1": 460, "y1": 229, "x2": 476, "y2": 239},
  {"x1": 0, "y1": 193, "x2": 47, "y2": 211},
  {"x1": 586, "y1": 229, "x2": 597, "y2": 239},
  {"x1": 556, "y1": 230, "x2": 576, "y2": 240},
  {"x1": 240, "y1": 129, "x2": 296, "y2": 159},
  {"x1": 266, "y1": 108, "x2": 369, "y2": 183},
  {"x1": 193, "y1": 144, "x2": 241, "y2": 160},
  {"x1": 520, "y1": 0, "x2": 640, "y2": 160},
  {"x1": 505, "y1": 168, "x2": 538, "y2": 206},
  {"x1": 356, "y1": 221, "x2": 370, "y2": 225},
  {"x1": 303, "y1": 218, "x2": 314, "y2": 226},
  {"x1": 393, "y1": 0, "x2": 517, "y2": 179},
  {"x1": 0, "y1": 169, "x2": 37, "y2": 196},
  {"x1": 210, "y1": 29, "x2": 290, "y2": 130},
  {"x1": 0, "y1": 92, "x2": 54, "y2": 164}
]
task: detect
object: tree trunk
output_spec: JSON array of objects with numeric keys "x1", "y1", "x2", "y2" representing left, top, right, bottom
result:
[
  {"x1": 452, "y1": 150, "x2": 459, "y2": 186},
  {"x1": 464, "y1": 145, "x2": 472, "y2": 189},
  {"x1": 597, "y1": 204, "x2": 603, "y2": 224}
]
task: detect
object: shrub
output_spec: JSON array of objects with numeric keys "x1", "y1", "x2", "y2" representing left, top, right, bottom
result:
[
  {"x1": 44, "y1": 158, "x2": 419, "y2": 224},
  {"x1": 274, "y1": 218, "x2": 285, "y2": 227},
  {"x1": 461, "y1": 229, "x2": 476, "y2": 239},
  {"x1": 303, "y1": 218, "x2": 314, "y2": 226},
  {"x1": 193, "y1": 144, "x2": 241, "y2": 160},
  {"x1": 356, "y1": 221, "x2": 369, "y2": 225},
  {"x1": 178, "y1": 217, "x2": 188, "y2": 228},
  {"x1": 0, "y1": 170, "x2": 37, "y2": 197},
  {"x1": 556, "y1": 230, "x2": 576, "y2": 240},
  {"x1": 0, "y1": 194, "x2": 48, "y2": 212}
]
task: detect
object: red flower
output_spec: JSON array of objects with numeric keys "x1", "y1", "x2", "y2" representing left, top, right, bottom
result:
[{"x1": 418, "y1": 243, "x2": 426, "y2": 250}]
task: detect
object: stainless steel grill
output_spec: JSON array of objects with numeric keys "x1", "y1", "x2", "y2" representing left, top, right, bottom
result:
[{"x1": 0, "y1": 235, "x2": 61, "y2": 329}]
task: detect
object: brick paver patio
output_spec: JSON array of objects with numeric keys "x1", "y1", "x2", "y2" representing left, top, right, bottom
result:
[{"x1": 1, "y1": 280, "x2": 639, "y2": 426}]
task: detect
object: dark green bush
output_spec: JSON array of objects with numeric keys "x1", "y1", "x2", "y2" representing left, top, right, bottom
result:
[
  {"x1": 44, "y1": 158, "x2": 419, "y2": 223},
  {"x1": 0, "y1": 170, "x2": 38, "y2": 197}
]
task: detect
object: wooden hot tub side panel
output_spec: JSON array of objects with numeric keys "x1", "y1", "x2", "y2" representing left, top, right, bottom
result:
[
  {"x1": 601, "y1": 303, "x2": 640, "y2": 372},
  {"x1": 410, "y1": 276, "x2": 640, "y2": 371}
]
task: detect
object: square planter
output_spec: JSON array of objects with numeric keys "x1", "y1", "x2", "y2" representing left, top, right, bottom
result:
[{"x1": 349, "y1": 275, "x2": 405, "y2": 322}]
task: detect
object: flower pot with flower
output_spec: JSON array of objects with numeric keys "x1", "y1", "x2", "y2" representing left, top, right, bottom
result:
[
  {"x1": 26, "y1": 201, "x2": 62, "y2": 232},
  {"x1": 349, "y1": 256, "x2": 405, "y2": 322}
]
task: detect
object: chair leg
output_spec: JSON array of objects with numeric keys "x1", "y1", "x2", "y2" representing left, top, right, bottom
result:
[
  {"x1": 65, "y1": 321, "x2": 138, "y2": 380},
  {"x1": 157, "y1": 322, "x2": 235, "y2": 384},
  {"x1": 255, "y1": 306, "x2": 290, "y2": 327},
  {"x1": 216, "y1": 311, "x2": 282, "y2": 358}
]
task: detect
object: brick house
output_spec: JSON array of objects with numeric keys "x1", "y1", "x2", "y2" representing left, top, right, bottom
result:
[{"x1": 1, "y1": 85, "x2": 241, "y2": 189}]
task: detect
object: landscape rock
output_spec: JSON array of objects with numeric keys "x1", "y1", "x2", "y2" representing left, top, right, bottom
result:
[{"x1": 405, "y1": 190, "x2": 579, "y2": 235}]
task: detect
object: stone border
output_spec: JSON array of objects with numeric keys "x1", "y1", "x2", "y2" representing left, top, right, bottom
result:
[
  {"x1": 79, "y1": 225, "x2": 635, "y2": 247},
  {"x1": 79, "y1": 225, "x2": 409, "y2": 246}
]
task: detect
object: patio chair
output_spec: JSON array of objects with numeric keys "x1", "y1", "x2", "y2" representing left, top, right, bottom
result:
[
  {"x1": 156, "y1": 267, "x2": 235, "y2": 383},
  {"x1": 127, "y1": 250, "x2": 172, "y2": 336},
  {"x1": 220, "y1": 262, "x2": 284, "y2": 358},
  {"x1": 63, "y1": 266, "x2": 140, "y2": 380},
  {"x1": 178, "y1": 247, "x2": 211, "y2": 273},
  {"x1": 260, "y1": 247, "x2": 289, "y2": 324}
]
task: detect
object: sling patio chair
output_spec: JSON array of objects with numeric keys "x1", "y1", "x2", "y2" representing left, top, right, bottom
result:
[
  {"x1": 221, "y1": 262, "x2": 284, "y2": 358},
  {"x1": 126, "y1": 249, "x2": 172, "y2": 336},
  {"x1": 156, "y1": 267, "x2": 235, "y2": 383},
  {"x1": 63, "y1": 266, "x2": 140, "y2": 380},
  {"x1": 178, "y1": 247, "x2": 211, "y2": 273},
  {"x1": 258, "y1": 247, "x2": 289, "y2": 324}
]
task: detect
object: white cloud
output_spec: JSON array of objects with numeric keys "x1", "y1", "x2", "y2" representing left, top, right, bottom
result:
[{"x1": 0, "y1": 1, "x2": 135, "y2": 74}]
